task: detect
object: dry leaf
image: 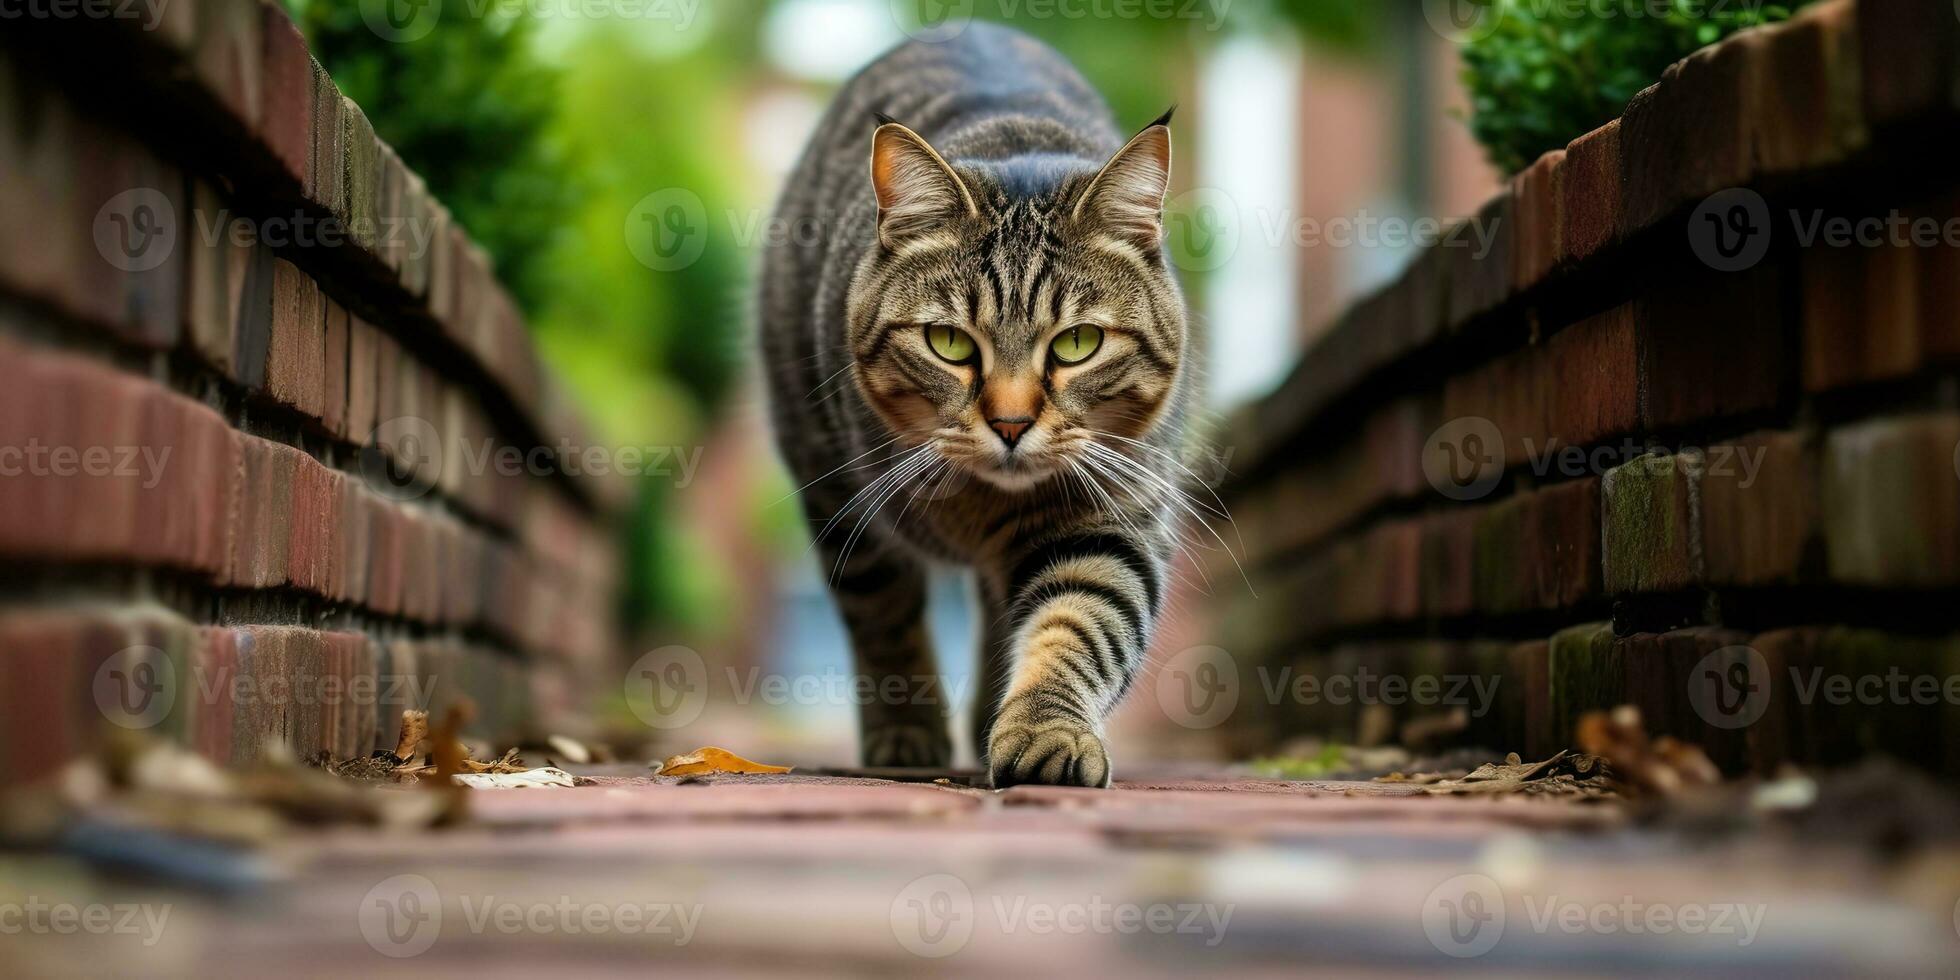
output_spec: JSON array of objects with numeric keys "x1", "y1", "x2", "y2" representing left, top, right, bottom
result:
[
  {"x1": 393, "y1": 710, "x2": 429, "y2": 762},
  {"x1": 656, "y1": 747, "x2": 792, "y2": 776},
  {"x1": 546, "y1": 735, "x2": 591, "y2": 765},
  {"x1": 454, "y1": 768, "x2": 576, "y2": 790}
]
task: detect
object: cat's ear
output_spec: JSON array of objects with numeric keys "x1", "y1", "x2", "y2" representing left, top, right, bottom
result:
[
  {"x1": 1074, "y1": 110, "x2": 1173, "y2": 247},
  {"x1": 870, "y1": 122, "x2": 977, "y2": 249}
]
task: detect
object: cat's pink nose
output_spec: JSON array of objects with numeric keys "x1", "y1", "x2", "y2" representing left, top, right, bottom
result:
[{"x1": 988, "y1": 417, "x2": 1034, "y2": 449}]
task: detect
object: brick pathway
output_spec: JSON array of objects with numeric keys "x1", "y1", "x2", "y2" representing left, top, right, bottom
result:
[{"x1": 14, "y1": 769, "x2": 1958, "y2": 977}]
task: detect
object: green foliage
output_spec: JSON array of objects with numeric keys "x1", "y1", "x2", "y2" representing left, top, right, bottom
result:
[
  {"x1": 1459, "y1": 0, "x2": 1812, "y2": 174},
  {"x1": 283, "y1": 0, "x2": 575, "y2": 313}
]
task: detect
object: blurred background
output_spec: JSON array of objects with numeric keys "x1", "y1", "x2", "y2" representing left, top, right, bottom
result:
[{"x1": 281, "y1": 0, "x2": 1805, "y2": 764}]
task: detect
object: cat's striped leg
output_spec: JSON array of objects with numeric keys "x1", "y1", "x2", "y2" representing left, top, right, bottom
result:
[
  {"x1": 821, "y1": 534, "x2": 953, "y2": 768},
  {"x1": 985, "y1": 528, "x2": 1162, "y2": 788}
]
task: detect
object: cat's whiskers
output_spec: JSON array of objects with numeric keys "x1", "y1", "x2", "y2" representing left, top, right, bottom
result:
[
  {"x1": 1081, "y1": 442, "x2": 1254, "y2": 596},
  {"x1": 830, "y1": 446, "x2": 943, "y2": 582}
]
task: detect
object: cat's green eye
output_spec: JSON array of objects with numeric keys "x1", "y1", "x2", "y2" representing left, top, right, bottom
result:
[
  {"x1": 923, "y1": 323, "x2": 978, "y2": 364},
  {"x1": 1050, "y1": 324, "x2": 1104, "y2": 366}
]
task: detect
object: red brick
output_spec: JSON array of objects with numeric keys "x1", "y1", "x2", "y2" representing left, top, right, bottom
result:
[
  {"x1": 1821, "y1": 414, "x2": 1960, "y2": 587},
  {"x1": 231, "y1": 241, "x2": 276, "y2": 389},
  {"x1": 1700, "y1": 430, "x2": 1820, "y2": 586},
  {"x1": 308, "y1": 59, "x2": 345, "y2": 219},
  {"x1": 1510, "y1": 149, "x2": 1564, "y2": 291},
  {"x1": 1859, "y1": 0, "x2": 1960, "y2": 128},
  {"x1": 1752, "y1": 0, "x2": 1866, "y2": 175},
  {"x1": 192, "y1": 626, "x2": 241, "y2": 766},
  {"x1": 1619, "y1": 35, "x2": 1759, "y2": 236},
  {"x1": 365, "y1": 490, "x2": 404, "y2": 615},
  {"x1": 1549, "y1": 304, "x2": 1640, "y2": 446},
  {"x1": 228, "y1": 435, "x2": 299, "y2": 589},
  {"x1": 1446, "y1": 191, "x2": 1515, "y2": 328},
  {"x1": 193, "y1": 0, "x2": 266, "y2": 129},
  {"x1": 0, "y1": 611, "x2": 84, "y2": 782},
  {"x1": 1638, "y1": 259, "x2": 1788, "y2": 429},
  {"x1": 1560, "y1": 120, "x2": 1622, "y2": 266},
  {"x1": 285, "y1": 453, "x2": 335, "y2": 595},
  {"x1": 341, "y1": 96, "x2": 381, "y2": 253},
  {"x1": 258, "y1": 2, "x2": 312, "y2": 190},
  {"x1": 184, "y1": 181, "x2": 237, "y2": 374},
  {"x1": 323, "y1": 299, "x2": 350, "y2": 439},
  {"x1": 267, "y1": 258, "x2": 326, "y2": 420},
  {"x1": 345, "y1": 316, "x2": 379, "y2": 443},
  {"x1": 1526, "y1": 478, "x2": 1601, "y2": 610}
]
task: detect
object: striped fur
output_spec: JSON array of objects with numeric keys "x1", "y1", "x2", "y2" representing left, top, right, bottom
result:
[{"x1": 758, "y1": 25, "x2": 1200, "y2": 788}]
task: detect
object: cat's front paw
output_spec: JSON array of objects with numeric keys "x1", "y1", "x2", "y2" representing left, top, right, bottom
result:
[
  {"x1": 862, "y1": 723, "x2": 952, "y2": 768},
  {"x1": 986, "y1": 706, "x2": 1111, "y2": 788}
]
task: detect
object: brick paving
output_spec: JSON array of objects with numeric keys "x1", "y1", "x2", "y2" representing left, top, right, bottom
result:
[{"x1": 12, "y1": 769, "x2": 1958, "y2": 977}]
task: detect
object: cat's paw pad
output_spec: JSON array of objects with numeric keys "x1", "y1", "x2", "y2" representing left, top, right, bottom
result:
[
  {"x1": 987, "y1": 717, "x2": 1111, "y2": 788},
  {"x1": 862, "y1": 724, "x2": 952, "y2": 768}
]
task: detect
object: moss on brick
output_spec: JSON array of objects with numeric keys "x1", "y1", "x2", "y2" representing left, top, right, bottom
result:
[
  {"x1": 1548, "y1": 621, "x2": 1619, "y2": 747},
  {"x1": 1602, "y1": 450, "x2": 1704, "y2": 594}
]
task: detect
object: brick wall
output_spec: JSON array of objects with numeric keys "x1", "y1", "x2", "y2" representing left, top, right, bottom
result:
[
  {"x1": 1219, "y1": 0, "x2": 1960, "y2": 774},
  {"x1": 0, "y1": 3, "x2": 624, "y2": 780}
]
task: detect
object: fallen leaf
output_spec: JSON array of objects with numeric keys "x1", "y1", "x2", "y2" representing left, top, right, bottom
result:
[
  {"x1": 454, "y1": 768, "x2": 577, "y2": 790},
  {"x1": 546, "y1": 735, "x2": 591, "y2": 765},
  {"x1": 392, "y1": 710, "x2": 429, "y2": 763},
  {"x1": 656, "y1": 747, "x2": 792, "y2": 776}
]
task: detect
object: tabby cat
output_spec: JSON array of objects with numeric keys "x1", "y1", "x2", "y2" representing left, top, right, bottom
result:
[{"x1": 759, "y1": 24, "x2": 1199, "y2": 788}]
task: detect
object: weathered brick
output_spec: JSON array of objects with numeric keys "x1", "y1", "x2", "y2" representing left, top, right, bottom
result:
[
  {"x1": 1753, "y1": 0, "x2": 1866, "y2": 175},
  {"x1": 0, "y1": 611, "x2": 84, "y2": 782},
  {"x1": 228, "y1": 435, "x2": 299, "y2": 589},
  {"x1": 1446, "y1": 190, "x2": 1515, "y2": 329},
  {"x1": 1620, "y1": 34, "x2": 1759, "y2": 235},
  {"x1": 1658, "y1": 627, "x2": 1756, "y2": 773},
  {"x1": 192, "y1": 626, "x2": 241, "y2": 766},
  {"x1": 1801, "y1": 237, "x2": 1919, "y2": 392},
  {"x1": 1560, "y1": 120, "x2": 1622, "y2": 265},
  {"x1": 308, "y1": 58, "x2": 346, "y2": 219},
  {"x1": 266, "y1": 258, "x2": 326, "y2": 420},
  {"x1": 1700, "y1": 430, "x2": 1820, "y2": 586},
  {"x1": 1821, "y1": 414, "x2": 1960, "y2": 586},
  {"x1": 1525, "y1": 477, "x2": 1601, "y2": 610},
  {"x1": 1858, "y1": 0, "x2": 1960, "y2": 127},
  {"x1": 341, "y1": 95, "x2": 381, "y2": 253},
  {"x1": 1602, "y1": 450, "x2": 1704, "y2": 595},
  {"x1": 323, "y1": 298, "x2": 350, "y2": 439},
  {"x1": 258, "y1": 1, "x2": 312, "y2": 190},
  {"x1": 232, "y1": 241, "x2": 276, "y2": 389},
  {"x1": 184, "y1": 181, "x2": 237, "y2": 374},
  {"x1": 1549, "y1": 304, "x2": 1641, "y2": 447},
  {"x1": 346, "y1": 315, "x2": 379, "y2": 443},
  {"x1": 1638, "y1": 259, "x2": 1788, "y2": 429},
  {"x1": 1510, "y1": 149, "x2": 1564, "y2": 291},
  {"x1": 193, "y1": 0, "x2": 265, "y2": 136},
  {"x1": 1548, "y1": 622, "x2": 1618, "y2": 755},
  {"x1": 1470, "y1": 493, "x2": 1529, "y2": 615}
]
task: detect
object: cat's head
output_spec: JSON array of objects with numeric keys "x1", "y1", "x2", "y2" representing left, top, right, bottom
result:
[{"x1": 845, "y1": 115, "x2": 1185, "y2": 493}]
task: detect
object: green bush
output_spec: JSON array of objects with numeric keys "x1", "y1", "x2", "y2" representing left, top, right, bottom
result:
[
  {"x1": 282, "y1": 0, "x2": 576, "y2": 314},
  {"x1": 1459, "y1": 0, "x2": 1813, "y2": 174}
]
